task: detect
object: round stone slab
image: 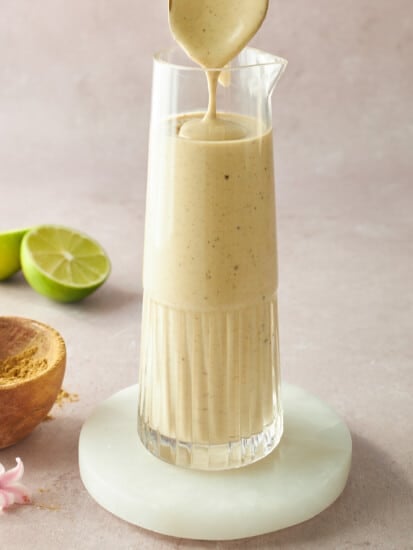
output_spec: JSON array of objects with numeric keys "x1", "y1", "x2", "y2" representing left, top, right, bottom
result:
[{"x1": 79, "y1": 384, "x2": 352, "y2": 540}]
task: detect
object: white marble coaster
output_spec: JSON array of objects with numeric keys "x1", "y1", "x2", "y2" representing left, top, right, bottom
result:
[{"x1": 79, "y1": 384, "x2": 352, "y2": 541}]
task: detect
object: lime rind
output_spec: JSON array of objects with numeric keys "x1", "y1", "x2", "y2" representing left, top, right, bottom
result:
[
  {"x1": 0, "y1": 227, "x2": 30, "y2": 280},
  {"x1": 23, "y1": 226, "x2": 110, "y2": 287},
  {"x1": 0, "y1": 228, "x2": 30, "y2": 238},
  {"x1": 20, "y1": 225, "x2": 111, "y2": 302}
]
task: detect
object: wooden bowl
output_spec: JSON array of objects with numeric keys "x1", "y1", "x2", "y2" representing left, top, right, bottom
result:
[{"x1": 0, "y1": 316, "x2": 66, "y2": 449}]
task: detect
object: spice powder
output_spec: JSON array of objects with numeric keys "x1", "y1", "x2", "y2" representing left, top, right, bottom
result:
[{"x1": 0, "y1": 347, "x2": 48, "y2": 386}]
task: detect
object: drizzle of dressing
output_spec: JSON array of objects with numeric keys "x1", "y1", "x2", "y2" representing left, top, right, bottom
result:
[{"x1": 169, "y1": 0, "x2": 269, "y2": 141}]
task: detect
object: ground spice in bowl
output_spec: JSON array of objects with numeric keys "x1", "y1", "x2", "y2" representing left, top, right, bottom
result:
[
  {"x1": 0, "y1": 316, "x2": 66, "y2": 449},
  {"x1": 0, "y1": 346, "x2": 48, "y2": 386}
]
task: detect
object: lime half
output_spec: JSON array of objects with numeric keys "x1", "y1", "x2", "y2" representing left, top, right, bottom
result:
[
  {"x1": 21, "y1": 225, "x2": 111, "y2": 302},
  {"x1": 0, "y1": 228, "x2": 30, "y2": 280}
]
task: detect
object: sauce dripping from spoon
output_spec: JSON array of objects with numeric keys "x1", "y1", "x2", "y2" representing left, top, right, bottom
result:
[{"x1": 169, "y1": 0, "x2": 269, "y2": 140}]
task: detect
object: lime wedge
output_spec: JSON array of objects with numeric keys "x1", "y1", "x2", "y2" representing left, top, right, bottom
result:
[
  {"x1": 0, "y1": 228, "x2": 30, "y2": 280},
  {"x1": 20, "y1": 225, "x2": 111, "y2": 302}
]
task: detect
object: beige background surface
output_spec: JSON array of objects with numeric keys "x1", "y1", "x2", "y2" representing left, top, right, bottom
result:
[{"x1": 1, "y1": 1, "x2": 412, "y2": 548}]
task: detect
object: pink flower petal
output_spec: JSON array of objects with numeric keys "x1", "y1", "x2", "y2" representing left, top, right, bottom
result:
[
  {"x1": 2, "y1": 483, "x2": 31, "y2": 504},
  {"x1": 0, "y1": 458, "x2": 31, "y2": 511},
  {"x1": 0, "y1": 458, "x2": 24, "y2": 487},
  {"x1": 0, "y1": 489, "x2": 15, "y2": 511}
]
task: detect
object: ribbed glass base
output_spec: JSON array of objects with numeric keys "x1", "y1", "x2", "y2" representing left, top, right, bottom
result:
[
  {"x1": 138, "y1": 295, "x2": 283, "y2": 470},
  {"x1": 138, "y1": 412, "x2": 283, "y2": 470}
]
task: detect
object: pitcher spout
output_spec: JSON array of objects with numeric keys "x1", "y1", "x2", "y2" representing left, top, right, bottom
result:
[
  {"x1": 235, "y1": 47, "x2": 287, "y2": 100},
  {"x1": 264, "y1": 53, "x2": 288, "y2": 98}
]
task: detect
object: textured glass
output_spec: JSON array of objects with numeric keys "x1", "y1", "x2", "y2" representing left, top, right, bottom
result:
[{"x1": 138, "y1": 47, "x2": 287, "y2": 470}]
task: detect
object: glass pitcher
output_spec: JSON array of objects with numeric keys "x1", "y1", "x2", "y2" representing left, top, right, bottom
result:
[{"x1": 138, "y1": 47, "x2": 287, "y2": 470}]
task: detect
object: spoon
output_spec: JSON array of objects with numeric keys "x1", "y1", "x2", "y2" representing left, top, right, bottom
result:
[{"x1": 169, "y1": 0, "x2": 269, "y2": 69}]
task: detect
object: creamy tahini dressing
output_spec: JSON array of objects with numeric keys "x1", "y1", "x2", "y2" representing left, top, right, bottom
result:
[
  {"x1": 169, "y1": 0, "x2": 268, "y2": 140},
  {"x1": 141, "y1": 114, "x2": 279, "y2": 452}
]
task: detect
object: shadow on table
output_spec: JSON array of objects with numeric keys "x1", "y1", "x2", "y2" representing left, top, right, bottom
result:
[
  {"x1": 0, "y1": 271, "x2": 28, "y2": 288},
  {"x1": 149, "y1": 432, "x2": 412, "y2": 549},
  {"x1": 1, "y1": 414, "x2": 83, "y2": 474},
  {"x1": 0, "y1": 272, "x2": 141, "y2": 315},
  {"x1": 67, "y1": 283, "x2": 141, "y2": 315}
]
